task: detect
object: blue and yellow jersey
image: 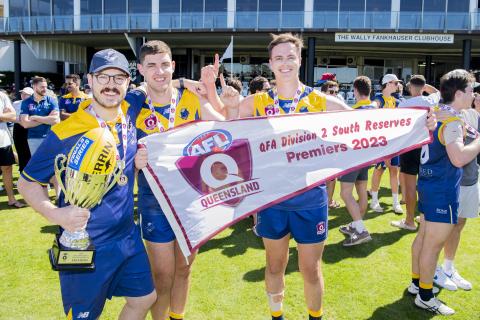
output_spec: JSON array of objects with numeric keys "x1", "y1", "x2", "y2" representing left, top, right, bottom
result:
[
  {"x1": 20, "y1": 95, "x2": 59, "y2": 139},
  {"x1": 254, "y1": 86, "x2": 328, "y2": 210},
  {"x1": 374, "y1": 93, "x2": 398, "y2": 109},
  {"x1": 58, "y1": 92, "x2": 89, "y2": 114},
  {"x1": 130, "y1": 88, "x2": 201, "y2": 140},
  {"x1": 352, "y1": 99, "x2": 376, "y2": 110},
  {"x1": 418, "y1": 114, "x2": 464, "y2": 206},
  {"x1": 253, "y1": 87, "x2": 326, "y2": 116},
  {"x1": 21, "y1": 99, "x2": 142, "y2": 246}
]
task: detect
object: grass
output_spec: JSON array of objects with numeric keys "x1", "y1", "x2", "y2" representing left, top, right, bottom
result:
[{"x1": 0, "y1": 167, "x2": 479, "y2": 319}]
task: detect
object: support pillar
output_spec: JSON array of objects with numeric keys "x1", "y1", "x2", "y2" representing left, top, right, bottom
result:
[
  {"x1": 186, "y1": 48, "x2": 193, "y2": 79},
  {"x1": 307, "y1": 37, "x2": 316, "y2": 87},
  {"x1": 14, "y1": 40, "x2": 21, "y2": 100},
  {"x1": 425, "y1": 55, "x2": 432, "y2": 84},
  {"x1": 463, "y1": 39, "x2": 472, "y2": 70}
]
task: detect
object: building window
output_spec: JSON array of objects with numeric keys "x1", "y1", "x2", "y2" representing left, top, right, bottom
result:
[
  {"x1": 182, "y1": 0, "x2": 203, "y2": 12},
  {"x1": 10, "y1": 0, "x2": 29, "y2": 17},
  {"x1": 53, "y1": 0, "x2": 73, "y2": 15},
  {"x1": 314, "y1": 0, "x2": 338, "y2": 11},
  {"x1": 30, "y1": 0, "x2": 51, "y2": 16},
  {"x1": 340, "y1": 0, "x2": 364, "y2": 11},
  {"x1": 236, "y1": 0, "x2": 257, "y2": 11},
  {"x1": 400, "y1": 0, "x2": 422, "y2": 11},
  {"x1": 205, "y1": 0, "x2": 227, "y2": 11},
  {"x1": 104, "y1": 0, "x2": 126, "y2": 14},
  {"x1": 448, "y1": 0, "x2": 469, "y2": 12},
  {"x1": 366, "y1": 0, "x2": 391, "y2": 11},
  {"x1": 283, "y1": 1, "x2": 304, "y2": 11},
  {"x1": 423, "y1": 0, "x2": 446, "y2": 12},
  {"x1": 81, "y1": 0, "x2": 102, "y2": 14},
  {"x1": 259, "y1": 0, "x2": 280, "y2": 11},
  {"x1": 159, "y1": 0, "x2": 180, "y2": 13},
  {"x1": 129, "y1": 0, "x2": 151, "y2": 13}
]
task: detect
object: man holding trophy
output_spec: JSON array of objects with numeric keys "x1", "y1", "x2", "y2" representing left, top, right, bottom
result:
[{"x1": 18, "y1": 49, "x2": 156, "y2": 320}]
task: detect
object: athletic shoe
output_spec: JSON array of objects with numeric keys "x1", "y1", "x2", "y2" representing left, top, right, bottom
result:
[
  {"x1": 414, "y1": 295, "x2": 455, "y2": 315},
  {"x1": 339, "y1": 223, "x2": 356, "y2": 235},
  {"x1": 343, "y1": 229, "x2": 372, "y2": 246},
  {"x1": 393, "y1": 202, "x2": 404, "y2": 214},
  {"x1": 433, "y1": 266, "x2": 457, "y2": 291},
  {"x1": 445, "y1": 268, "x2": 472, "y2": 291},
  {"x1": 370, "y1": 201, "x2": 384, "y2": 213},
  {"x1": 391, "y1": 219, "x2": 417, "y2": 231},
  {"x1": 407, "y1": 282, "x2": 439, "y2": 295},
  {"x1": 415, "y1": 215, "x2": 421, "y2": 224}
]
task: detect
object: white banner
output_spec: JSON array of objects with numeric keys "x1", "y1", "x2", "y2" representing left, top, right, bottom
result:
[
  {"x1": 141, "y1": 108, "x2": 432, "y2": 258},
  {"x1": 335, "y1": 33, "x2": 454, "y2": 44}
]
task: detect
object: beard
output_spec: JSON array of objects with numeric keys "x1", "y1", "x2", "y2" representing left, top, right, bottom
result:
[{"x1": 92, "y1": 87, "x2": 125, "y2": 109}]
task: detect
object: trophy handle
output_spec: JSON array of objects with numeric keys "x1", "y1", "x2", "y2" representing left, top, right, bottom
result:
[
  {"x1": 54, "y1": 154, "x2": 69, "y2": 203},
  {"x1": 103, "y1": 162, "x2": 123, "y2": 196}
]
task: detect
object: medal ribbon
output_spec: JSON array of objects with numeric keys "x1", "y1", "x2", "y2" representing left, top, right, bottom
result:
[
  {"x1": 271, "y1": 85, "x2": 304, "y2": 116},
  {"x1": 439, "y1": 104, "x2": 479, "y2": 139},
  {"x1": 146, "y1": 88, "x2": 180, "y2": 132}
]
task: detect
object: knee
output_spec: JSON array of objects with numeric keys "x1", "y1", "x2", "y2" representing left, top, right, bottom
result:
[
  {"x1": 152, "y1": 267, "x2": 175, "y2": 292},
  {"x1": 340, "y1": 188, "x2": 351, "y2": 201},
  {"x1": 299, "y1": 262, "x2": 321, "y2": 284},
  {"x1": 175, "y1": 263, "x2": 193, "y2": 279},
  {"x1": 266, "y1": 260, "x2": 287, "y2": 276}
]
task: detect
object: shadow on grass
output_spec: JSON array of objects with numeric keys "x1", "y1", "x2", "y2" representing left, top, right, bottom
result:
[
  {"x1": 40, "y1": 225, "x2": 60, "y2": 234},
  {"x1": 323, "y1": 229, "x2": 412, "y2": 264},
  {"x1": 200, "y1": 218, "x2": 264, "y2": 257},
  {"x1": 242, "y1": 247, "x2": 298, "y2": 283},
  {"x1": 365, "y1": 289, "x2": 436, "y2": 320}
]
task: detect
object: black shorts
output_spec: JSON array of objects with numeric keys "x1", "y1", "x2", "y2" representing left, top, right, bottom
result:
[
  {"x1": 338, "y1": 166, "x2": 369, "y2": 183},
  {"x1": 400, "y1": 147, "x2": 421, "y2": 176},
  {"x1": 0, "y1": 145, "x2": 15, "y2": 166}
]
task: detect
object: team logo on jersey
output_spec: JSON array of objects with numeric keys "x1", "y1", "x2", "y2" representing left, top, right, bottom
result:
[
  {"x1": 180, "y1": 108, "x2": 189, "y2": 120},
  {"x1": 299, "y1": 106, "x2": 308, "y2": 113},
  {"x1": 28, "y1": 104, "x2": 35, "y2": 111},
  {"x1": 65, "y1": 99, "x2": 71, "y2": 105},
  {"x1": 144, "y1": 113, "x2": 158, "y2": 131},
  {"x1": 177, "y1": 129, "x2": 261, "y2": 209},
  {"x1": 264, "y1": 104, "x2": 276, "y2": 116},
  {"x1": 316, "y1": 221, "x2": 326, "y2": 235}
]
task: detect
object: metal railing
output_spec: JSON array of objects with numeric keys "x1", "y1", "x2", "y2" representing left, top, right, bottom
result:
[{"x1": 0, "y1": 11, "x2": 477, "y2": 33}]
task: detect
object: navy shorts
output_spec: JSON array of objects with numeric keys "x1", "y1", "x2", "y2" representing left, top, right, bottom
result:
[
  {"x1": 419, "y1": 202, "x2": 459, "y2": 225},
  {"x1": 375, "y1": 156, "x2": 400, "y2": 169},
  {"x1": 255, "y1": 205, "x2": 328, "y2": 244},
  {"x1": 338, "y1": 166, "x2": 369, "y2": 183},
  {"x1": 60, "y1": 227, "x2": 154, "y2": 320}
]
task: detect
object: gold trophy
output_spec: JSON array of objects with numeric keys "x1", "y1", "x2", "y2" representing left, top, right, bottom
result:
[{"x1": 49, "y1": 127, "x2": 122, "y2": 271}]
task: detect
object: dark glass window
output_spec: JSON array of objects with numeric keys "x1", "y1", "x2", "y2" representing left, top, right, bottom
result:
[
  {"x1": 30, "y1": 0, "x2": 51, "y2": 16},
  {"x1": 205, "y1": 0, "x2": 227, "y2": 11},
  {"x1": 400, "y1": 0, "x2": 422, "y2": 11},
  {"x1": 236, "y1": 0, "x2": 257, "y2": 11},
  {"x1": 10, "y1": 0, "x2": 29, "y2": 17},
  {"x1": 366, "y1": 0, "x2": 391, "y2": 11},
  {"x1": 159, "y1": 0, "x2": 180, "y2": 13},
  {"x1": 259, "y1": 0, "x2": 280, "y2": 11},
  {"x1": 340, "y1": 0, "x2": 364, "y2": 11},
  {"x1": 447, "y1": 0, "x2": 469, "y2": 12},
  {"x1": 129, "y1": 0, "x2": 151, "y2": 13},
  {"x1": 182, "y1": 0, "x2": 203, "y2": 12},
  {"x1": 423, "y1": 0, "x2": 446, "y2": 11},
  {"x1": 104, "y1": 0, "x2": 126, "y2": 14},
  {"x1": 314, "y1": 0, "x2": 338, "y2": 11},
  {"x1": 81, "y1": 0, "x2": 102, "y2": 14},
  {"x1": 283, "y1": 1, "x2": 304, "y2": 11},
  {"x1": 53, "y1": 0, "x2": 73, "y2": 15}
]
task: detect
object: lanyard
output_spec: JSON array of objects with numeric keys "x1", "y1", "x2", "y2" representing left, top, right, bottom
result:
[
  {"x1": 439, "y1": 104, "x2": 479, "y2": 139},
  {"x1": 87, "y1": 105, "x2": 128, "y2": 170},
  {"x1": 146, "y1": 88, "x2": 179, "y2": 132},
  {"x1": 271, "y1": 85, "x2": 304, "y2": 115}
]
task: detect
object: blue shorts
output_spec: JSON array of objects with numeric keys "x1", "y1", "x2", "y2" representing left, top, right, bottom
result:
[
  {"x1": 138, "y1": 172, "x2": 176, "y2": 243},
  {"x1": 60, "y1": 227, "x2": 154, "y2": 320},
  {"x1": 375, "y1": 156, "x2": 400, "y2": 169},
  {"x1": 419, "y1": 202, "x2": 459, "y2": 224},
  {"x1": 255, "y1": 205, "x2": 328, "y2": 244}
]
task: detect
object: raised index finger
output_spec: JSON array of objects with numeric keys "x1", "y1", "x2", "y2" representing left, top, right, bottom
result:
[
  {"x1": 219, "y1": 73, "x2": 227, "y2": 89},
  {"x1": 213, "y1": 53, "x2": 220, "y2": 75}
]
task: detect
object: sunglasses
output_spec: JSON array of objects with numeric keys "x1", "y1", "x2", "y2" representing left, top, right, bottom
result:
[{"x1": 328, "y1": 90, "x2": 339, "y2": 95}]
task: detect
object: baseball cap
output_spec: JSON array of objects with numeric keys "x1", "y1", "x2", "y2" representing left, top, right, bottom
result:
[
  {"x1": 89, "y1": 49, "x2": 130, "y2": 75},
  {"x1": 381, "y1": 74, "x2": 400, "y2": 85},
  {"x1": 20, "y1": 87, "x2": 34, "y2": 95}
]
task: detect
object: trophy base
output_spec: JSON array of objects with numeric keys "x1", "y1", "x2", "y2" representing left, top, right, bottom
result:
[{"x1": 49, "y1": 234, "x2": 96, "y2": 271}]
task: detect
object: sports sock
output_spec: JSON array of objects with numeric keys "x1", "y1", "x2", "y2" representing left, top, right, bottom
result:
[
  {"x1": 169, "y1": 311, "x2": 184, "y2": 320},
  {"x1": 412, "y1": 273, "x2": 420, "y2": 287},
  {"x1": 392, "y1": 193, "x2": 399, "y2": 204},
  {"x1": 308, "y1": 307, "x2": 323, "y2": 320},
  {"x1": 271, "y1": 310, "x2": 284, "y2": 320},
  {"x1": 371, "y1": 191, "x2": 379, "y2": 203},
  {"x1": 443, "y1": 259, "x2": 454, "y2": 274},
  {"x1": 419, "y1": 282, "x2": 434, "y2": 301},
  {"x1": 352, "y1": 220, "x2": 365, "y2": 233}
]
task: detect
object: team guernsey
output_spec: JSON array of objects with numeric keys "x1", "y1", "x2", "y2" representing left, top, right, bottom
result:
[
  {"x1": 59, "y1": 92, "x2": 89, "y2": 114},
  {"x1": 253, "y1": 86, "x2": 329, "y2": 243},
  {"x1": 21, "y1": 100, "x2": 154, "y2": 319},
  {"x1": 128, "y1": 88, "x2": 201, "y2": 243},
  {"x1": 418, "y1": 113, "x2": 463, "y2": 224},
  {"x1": 352, "y1": 99, "x2": 376, "y2": 110},
  {"x1": 374, "y1": 93, "x2": 400, "y2": 167}
]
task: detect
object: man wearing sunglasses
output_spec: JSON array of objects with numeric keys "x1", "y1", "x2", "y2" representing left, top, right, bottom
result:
[{"x1": 59, "y1": 74, "x2": 89, "y2": 120}]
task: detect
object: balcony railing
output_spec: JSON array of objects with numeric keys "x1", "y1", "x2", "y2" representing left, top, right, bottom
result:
[{"x1": 0, "y1": 11, "x2": 477, "y2": 33}]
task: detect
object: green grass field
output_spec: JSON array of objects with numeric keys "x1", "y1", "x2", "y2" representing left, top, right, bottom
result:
[{"x1": 0, "y1": 167, "x2": 479, "y2": 320}]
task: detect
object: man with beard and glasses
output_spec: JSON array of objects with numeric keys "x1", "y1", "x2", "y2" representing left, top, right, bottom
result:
[
  {"x1": 18, "y1": 49, "x2": 156, "y2": 320},
  {"x1": 131, "y1": 40, "x2": 224, "y2": 320},
  {"x1": 59, "y1": 74, "x2": 89, "y2": 120},
  {"x1": 20, "y1": 76, "x2": 59, "y2": 156}
]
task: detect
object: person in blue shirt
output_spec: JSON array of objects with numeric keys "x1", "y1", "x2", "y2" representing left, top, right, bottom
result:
[
  {"x1": 20, "y1": 76, "x2": 60, "y2": 156},
  {"x1": 18, "y1": 49, "x2": 156, "y2": 320}
]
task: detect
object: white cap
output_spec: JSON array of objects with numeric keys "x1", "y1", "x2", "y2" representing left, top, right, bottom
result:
[
  {"x1": 20, "y1": 87, "x2": 34, "y2": 95},
  {"x1": 381, "y1": 74, "x2": 400, "y2": 85}
]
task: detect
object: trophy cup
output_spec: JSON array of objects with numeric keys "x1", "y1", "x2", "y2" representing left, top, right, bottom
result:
[{"x1": 48, "y1": 127, "x2": 122, "y2": 271}]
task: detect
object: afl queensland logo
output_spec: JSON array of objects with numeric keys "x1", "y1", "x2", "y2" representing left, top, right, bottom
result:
[
  {"x1": 177, "y1": 129, "x2": 262, "y2": 209},
  {"x1": 144, "y1": 113, "x2": 158, "y2": 131}
]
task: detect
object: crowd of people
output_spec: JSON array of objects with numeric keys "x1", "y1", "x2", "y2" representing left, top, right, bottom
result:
[{"x1": 0, "y1": 32, "x2": 477, "y2": 319}]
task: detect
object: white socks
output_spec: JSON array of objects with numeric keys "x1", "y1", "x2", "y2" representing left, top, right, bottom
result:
[
  {"x1": 371, "y1": 191, "x2": 379, "y2": 203},
  {"x1": 443, "y1": 259, "x2": 454, "y2": 274},
  {"x1": 392, "y1": 193, "x2": 399, "y2": 205},
  {"x1": 352, "y1": 220, "x2": 366, "y2": 233}
]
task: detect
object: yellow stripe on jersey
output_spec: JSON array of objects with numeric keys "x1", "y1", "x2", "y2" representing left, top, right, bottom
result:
[
  {"x1": 52, "y1": 99, "x2": 130, "y2": 140},
  {"x1": 352, "y1": 99, "x2": 373, "y2": 109},
  {"x1": 382, "y1": 96, "x2": 397, "y2": 108},
  {"x1": 62, "y1": 92, "x2": 89, "y2": 100},
  {"x1": 22, "y1": 171, "x2": 49, "y2": 186},
  {"x1": 253, "y1": 88, "x2": 326, "y2": 116},
  {"x1": 437, "y1": 116, "x2": 462, "y2": 146},
  {"x1": 136, "y1": 89, "x2": 201, "y2": 135}
]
